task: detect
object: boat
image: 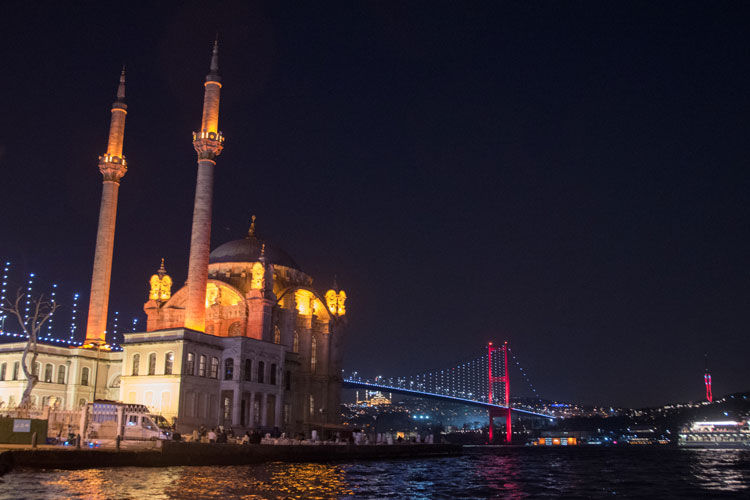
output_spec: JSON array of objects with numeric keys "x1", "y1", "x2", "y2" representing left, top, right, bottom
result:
[{"x1": 678, "y1": 420, "x2": 750, "y2": 448}]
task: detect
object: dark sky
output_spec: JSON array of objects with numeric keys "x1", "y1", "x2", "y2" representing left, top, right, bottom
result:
[{"x1": 1, "y1": 1, "x2": 749, "y2": 408}]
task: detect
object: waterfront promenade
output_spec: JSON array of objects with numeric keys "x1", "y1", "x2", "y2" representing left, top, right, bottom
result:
[{"x1": 0, "y1": 441, "x2": 462, "y2": 470}]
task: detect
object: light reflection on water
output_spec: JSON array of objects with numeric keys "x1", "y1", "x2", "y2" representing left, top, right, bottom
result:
[{"x1": 1, "y1": 448, "x2": 749, "y2": 499}]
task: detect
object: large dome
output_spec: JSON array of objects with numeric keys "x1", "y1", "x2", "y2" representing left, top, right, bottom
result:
[{"x1": 209, "y1": 235, "x2": 301, "y2": 270}]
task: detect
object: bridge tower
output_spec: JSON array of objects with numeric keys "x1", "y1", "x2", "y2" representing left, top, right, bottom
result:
[
  {"x1": 488, "y1": 341, "x2": 511, "y2": 443},
  {"x1": 704, "y1": 353, "x2": 713, "y2": 403}
]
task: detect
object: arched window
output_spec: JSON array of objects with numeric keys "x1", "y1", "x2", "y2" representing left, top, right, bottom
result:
[
  {"x1": 270, "y1": 363, "x2": 277, "y2": 385},
  {"x1": 148, "y1": 353, "x2": 156, "y2": 375},
  {"x1": 44, "y1": 363, "x2": 53, "y2": 383},
  {"x1": 311, "y1": 337, "x2": 317, "y2": 373},
  {"x1": 224, "y1": 358, "x2": 234, "y2": 380},
  {"x1": 186, "y1": 353, "x2": 195, "y2": 376},
  {"x1": 79, "y1": 398, "x2": 86, "y2": 407},
  {"x1": 0, "y1": 363, "x2": 6, "y2": 381},
  {"x1": 12, "y1": 362, "x2": 19, "y2": 380},
  {"x1": 244, "y1": 359, "x2": 252, "y2": 381},
  {"x1": 309, "y1": 395, "x2": 315, "y2": 418},
  {"x1": 210, "y1": 357, "x2": 219, "y2": 379},
  {"x1": 132, "y1": 354, "x2": 140, "y2": 376},
  {"x1": 257, "y1": 361, "x2": 265, "y2": 384},
  {"x1": 33, "y1": 362, "x2": 41, "y2": 377},
  {"x1": 57, "y1": 365, "x2": 66, "y2": 384},
  {"x1": 199, "y1": 355, "x2": 207, "y2": 377},
  {"x1": 293, "y1": 331, "x2": 299, "y2": 353},
  {"x1": 81, "y1": 367, "x2": 90, "y2": 386},
  {"x1": 164, "y1": 352, "x2": 174, "y2": 375},
  {"x1": 273, "y1": 326, "x2": 281, "y2": 344}
]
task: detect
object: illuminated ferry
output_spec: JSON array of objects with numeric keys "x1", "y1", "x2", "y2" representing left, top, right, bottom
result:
[{"x1": 678, "y1": 420, "x2": 750, "y2": 448}]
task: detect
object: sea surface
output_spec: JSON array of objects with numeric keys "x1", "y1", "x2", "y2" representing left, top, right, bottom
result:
[{"x1": 1, "y1": 447, "x2": 749, "y2": 499}]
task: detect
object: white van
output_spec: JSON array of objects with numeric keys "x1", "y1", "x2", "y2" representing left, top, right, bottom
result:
[{"x1": 86, "y1": 401, "x2": 172, "y2": 441}]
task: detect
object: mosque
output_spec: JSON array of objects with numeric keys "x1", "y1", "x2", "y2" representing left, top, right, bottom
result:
[{"x1": 0, "y1": 41, "x2": 348, "y2": 435}]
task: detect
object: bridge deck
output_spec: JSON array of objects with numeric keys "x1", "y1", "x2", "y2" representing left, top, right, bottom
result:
[{"x1": 343, "y1": 380, "x2": 554, "y2": 418}]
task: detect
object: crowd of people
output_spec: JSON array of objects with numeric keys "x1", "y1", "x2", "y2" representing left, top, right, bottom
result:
[{"x1": 184, "y1": 425, "x2": 280, "y2": 444}]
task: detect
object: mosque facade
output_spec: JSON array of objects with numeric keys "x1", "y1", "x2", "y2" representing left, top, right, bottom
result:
[{"x1": 0, "y1": 41, "x2": 347, "y2": 436}]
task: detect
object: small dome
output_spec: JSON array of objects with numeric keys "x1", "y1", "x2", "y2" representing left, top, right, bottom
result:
[{"x1": 209, "y1": 236, "x2": 301, "y2": 270}]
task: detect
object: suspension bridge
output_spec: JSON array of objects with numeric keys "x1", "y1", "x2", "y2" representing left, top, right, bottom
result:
[{"x1": 343, "y1": 342, "x2": 555, "y2": 443}]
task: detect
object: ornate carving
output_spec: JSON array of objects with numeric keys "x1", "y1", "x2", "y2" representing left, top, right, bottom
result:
[
  {"x1": 98, "y1": 154, "x2": 127, "y2": 183},
  {"x1": 251, "y1": 262, "x2": 265, "y2": 290},
  {"x1": 325, "y1": 290, "x2": 337, "y2": 315},
  {"x1": 148, "y1": 259, "x2": 172, "y2": 302},
  {"x1": 228, "y1": 321, "x2": 242, "y2": 336},
  {"x1": 206, "y1": 282, "x2": 222, "y2": 306},
  {"x1": 192, "y1": 130, "x2": 225, "y2": 161},
  {"x1": 325, "y1": 289, "x2": 347, "y2": 316}
]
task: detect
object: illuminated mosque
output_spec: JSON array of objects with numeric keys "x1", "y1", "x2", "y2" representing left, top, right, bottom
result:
[{"x1": 0, "y1": 41, "x2": 348, "y2": 435}]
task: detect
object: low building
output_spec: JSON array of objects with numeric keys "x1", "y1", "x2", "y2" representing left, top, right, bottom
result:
[{"x1": 0, "y1": 344, "x2": 121, "y2": 410}]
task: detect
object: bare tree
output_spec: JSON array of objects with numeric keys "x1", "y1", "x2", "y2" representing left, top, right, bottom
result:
[{"x1": 1, "y1": 290, "x2": 60, "y2": 408}]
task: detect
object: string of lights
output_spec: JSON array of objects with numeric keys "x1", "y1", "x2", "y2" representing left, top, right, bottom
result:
[
  {"x1": 46, "y1": 283, "x2": 57, "y2": 337},
  {"x1": 69, "y1": 292, "x2": 80, "y2": 340},
  {"x1": 110, "y1": 311, "x2": 120, "y2": 348},
  {"x1": 23, "y1": 273, "x2": 35, "y2": 322},
  {"x1": 509, "y1": 348, "x2": 542, "y2": 402},
  {"x1": 344, "y1": 347, "x2": 509, "y2": 405},
  {"x1": 0, "y1": 261, "x2": 10, "y2": 332},
  {"x1": 0, "y1": 267, "x2": 125, "y2": 350}
]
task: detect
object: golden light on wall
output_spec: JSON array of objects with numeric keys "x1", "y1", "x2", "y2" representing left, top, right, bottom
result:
[
  {"x1": 149, "y1": 259, "x2": 172, "y2": 301},
  {"x1": 206, "y1": 282, "x2": 242, "y2": 307},
  {"x1": 250, "y1": 262, "x2": 264, "y2": 289},
  {"x1": 295, "y1": 289, "x2": 313, "y2": 315},
  {"x1": 312, "y1": 297, "x2": 324, "y2": 316},
  {"x1": 325, "y1": 289, "x2": 346, "y2": 316}
]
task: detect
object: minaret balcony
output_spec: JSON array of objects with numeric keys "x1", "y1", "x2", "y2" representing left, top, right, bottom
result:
[
  {"x1": 192, "y1": 130, "x2": 225, "y2": 160},
  {"x1": 98, "y1": 154, "x2": 127, "y2": 182},
  {"x1": 99, "y1": 154, "x2": 126, "y2": 166}
]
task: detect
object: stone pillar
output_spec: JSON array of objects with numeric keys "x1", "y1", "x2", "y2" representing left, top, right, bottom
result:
[
  {"x1": 84, "y1": 71, "x2": 128, "y2": 345},
  {"x1": 274, "y1": 391, "x2": 283, "y2": 428},
  {"x1": 116, "y1": 405, "x2": 124, "y2": 438},
  {"x1": 184, "y1": 41, "x2": 224, "y2": 333},
  {"x1": 261, "y1": 392, "x2": 268, "y2": 427},
  {"x1": 232, "y1": 388, "x2": 242, "y2": 427},
  {"x1": 248, "y1": 391, "x2": 255, "y2": 426}
]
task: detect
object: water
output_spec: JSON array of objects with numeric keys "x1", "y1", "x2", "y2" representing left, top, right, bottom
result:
[{"x1": 2, "y1": 447, "x2": 749, "y2": 499}]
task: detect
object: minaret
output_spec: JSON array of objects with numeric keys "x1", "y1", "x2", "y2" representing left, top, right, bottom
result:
[
  {"x1": 84, "y1": 68, "x2": 128, "y2": 346},
  {"x1": 185, "y1": 39, "x2": 225, "y2": 332}
]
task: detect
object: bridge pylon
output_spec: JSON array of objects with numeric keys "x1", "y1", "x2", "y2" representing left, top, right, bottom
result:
[{"x1": 488, "y1": 341, "x2": 511, "y2": 444}]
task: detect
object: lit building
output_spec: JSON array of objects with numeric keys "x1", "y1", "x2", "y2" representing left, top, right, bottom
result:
[{"x1": 0, "y1": 41, "x2": 348, "y2": 436}]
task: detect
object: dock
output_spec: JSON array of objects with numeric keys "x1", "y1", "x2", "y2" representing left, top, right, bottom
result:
[{"x1": 0, "y1": 442, "x2": 463, "y2": 470}]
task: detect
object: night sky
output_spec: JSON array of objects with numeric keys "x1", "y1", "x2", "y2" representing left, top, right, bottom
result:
[{"x1": 1, "y1": 1, "x2": 749, "y2": 408}]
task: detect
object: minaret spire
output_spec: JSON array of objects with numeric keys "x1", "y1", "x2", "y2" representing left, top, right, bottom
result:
[
  {"x1": 117, "y1": 66, "x2": 126, "y2": 102},
  {"x1": 185, "y1": 40, "x2": 226, "y2": 332},
  {"x1": 84, "y1": 69, "x2": 129, "y2": 346},
  {"x1": 208, "y1": 35, "x2": 220, "y2": 79}
]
